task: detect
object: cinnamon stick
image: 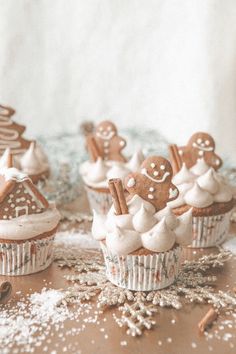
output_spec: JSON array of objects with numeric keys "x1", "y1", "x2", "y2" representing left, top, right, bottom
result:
[
  {"x1": 86, "y1": 135, "x2": 102, "y2": 162},
  {"x1": 169, "y1": 144, "x2": 183, "y2": 174},
  {"x1": 198, "y1": 307, "x2": 218, "y2": 333},
  {"x1": 7, "y1": 152, "x2": 13, "y2": 168},
  {"x1": 0, "y1": 281, "x2": 12, "y2": 303},
  {"x1": 109, "y1": 178, "x2": 128, "y2": 215}
]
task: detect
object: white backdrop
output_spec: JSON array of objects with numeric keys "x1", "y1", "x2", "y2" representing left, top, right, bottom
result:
[{"x1": 1, "y1": 0, "x2": 236, "y2": 163}]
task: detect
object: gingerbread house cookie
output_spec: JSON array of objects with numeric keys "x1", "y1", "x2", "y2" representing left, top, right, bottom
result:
[
  {"x1": 0, "y1": 168, "x2": 49, "y2": 220},
  {"x1": 169, "y1": 132, "x2": 222, "y2": 174}
]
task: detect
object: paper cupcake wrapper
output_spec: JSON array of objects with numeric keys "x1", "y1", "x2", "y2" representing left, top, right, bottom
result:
[
  {"x1": 100, "y1": 243, "x2": 182, "y2": 291},
  {"x1": 190, "y1": 210, "x2": 232, "y2": 248},
  {"x1": 0, "y1": 235, "x2": 55, "y2": 276},
  {"x1": 85, "y1": 186, "x2": 112, "y2": 214}
]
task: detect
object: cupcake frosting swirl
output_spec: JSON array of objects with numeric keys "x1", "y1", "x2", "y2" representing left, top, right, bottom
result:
[
  {"x1": 80, "y1": 150, "x2": 144, "y2": 188},
  {"x1": 92, "y1": 194, "x2": 192, "y2": 255},
  {"x1": 168, "y1": 163, "x2": 233, "y2": 209}
]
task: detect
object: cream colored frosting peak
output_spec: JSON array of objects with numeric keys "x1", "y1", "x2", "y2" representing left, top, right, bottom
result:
[
  {"x1": 184, "y1": 182, "x2": 214, "y2": 208},
  {"x1": 20, "y1": 142, "x2": 49, "y2": 175},
  {"x1": 141, "y1": 218, "x2": 176, "y2": 252},
  {"x1": 92, "y1": 195, "x2": 193, "y2": 254},
  {"x1": 190, "y1": 158, "x2": 210, "y2": 176}
]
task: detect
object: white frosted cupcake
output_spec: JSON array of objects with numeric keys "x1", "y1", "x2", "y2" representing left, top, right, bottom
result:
[
  {"x1": 91, "y1": 156, "x2": 192, "y2": 291},
  {"x1": 80, "y1": 120, "x2": 144, "y2": 214},
  {"x1": 0, "y1": 166, "x2": 61, "y2": 275},
  {"x1": 169, "y1": 132, "x2": 234, "y2": 248},
  {"x1": 168, "y1": 160, "x2": 234, "y2": 248}
]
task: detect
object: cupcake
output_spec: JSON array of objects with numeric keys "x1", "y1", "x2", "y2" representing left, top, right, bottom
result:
[
  {"x1": 168, "y1": 132, "x2": 234, "y2": 248},
  {"x1": 91, "y1": 156, "x2": 192, "y2": 291},
  {"x1": 80, "y1": 120, "x2": 144, "y2": 214},
  {"x1": 0, "y1": 103, "x2": 50, "y2": 183},
  {"x1": 0, "y1": 165, "x2": 60, "y2": 275}
]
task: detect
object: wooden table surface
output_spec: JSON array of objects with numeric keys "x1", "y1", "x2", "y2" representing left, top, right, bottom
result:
[{"x1": 1, "y1": 193, "x2": 236, "y2": 354}]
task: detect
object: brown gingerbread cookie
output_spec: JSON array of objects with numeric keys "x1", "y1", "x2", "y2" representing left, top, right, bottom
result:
[
  {"x1": 169, "y1": 132, "x2": 222, "y2": 173},
  {"x1": 124, "y1": 156, "x2": 179, "y2": 211},
  {"x1": 0, "y1": 103, "x2": 32, "y2": 155},
  {"x1": 94, "y1": 121, "x2": 127, "y2": 162}
]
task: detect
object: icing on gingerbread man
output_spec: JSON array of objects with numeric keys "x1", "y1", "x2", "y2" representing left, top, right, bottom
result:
[
  {"x1": 94, "y1": 121, "x2": 127, "y2": 162},
  {"x1": 177, "y1": 132, "x2": 222, "y2": 170},
  {"x1": 125, "y1": 156, "x2": 179, "y2": 211}
]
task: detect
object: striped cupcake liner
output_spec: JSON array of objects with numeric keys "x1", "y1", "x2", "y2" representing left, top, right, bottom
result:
[
  {"x1": 85, "y1": 186, "x2": 112, "y2": 214},
  {"x1": 190, "y1": 210, "x2": 232, "y2": 248},
  {"x1": 0, "y1": 235, "x2": 55, "y2": 276},
  {"x1": 100, "y1": 243, "x2": 182, "y2": 291}
]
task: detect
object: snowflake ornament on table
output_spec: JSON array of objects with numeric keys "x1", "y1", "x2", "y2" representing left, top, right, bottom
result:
[{"x1": 54, "y1": 246, "x2": 236, "y2": 336}]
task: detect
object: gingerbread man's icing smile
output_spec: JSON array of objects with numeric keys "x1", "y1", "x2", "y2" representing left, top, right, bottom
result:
[
  {"x1": 192, "y1": 138, "x2": 214, "y2": 153},
  {"x1": 125, "y1": 156, "x2": 179, "y2": 211},
  {"x1": 96, "y1": 125, "x2": 116, "y2": 140},
  {"x1": 141, "y1": 168, "x2": 170, "y2": 183}
]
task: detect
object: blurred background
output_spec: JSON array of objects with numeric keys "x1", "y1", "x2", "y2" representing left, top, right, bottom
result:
[{"x1": 1, "y1": 1, "x2": 236, "y2": 164}]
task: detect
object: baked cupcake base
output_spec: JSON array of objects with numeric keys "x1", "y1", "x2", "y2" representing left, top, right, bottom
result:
[
  {"x1": 0, "y1": 228, "x2": 57, "y2": 276},
  {"x1": 100, "y1": 242, "x2": 182, "y2": 291},
  {"x1": 173, "y1": 200, "x2": 234, "y2": 248},
  {"x1": 85, "y1": 185, "x2": 112, "y2": 214}
]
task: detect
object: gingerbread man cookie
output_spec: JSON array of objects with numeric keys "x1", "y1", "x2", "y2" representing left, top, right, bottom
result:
[
  {"x1": 124, "y1": 156, "x2": 179, "y2": 211},
  {"x1": 94, "y1": 121, "x2": 127, "y2": 162},
  {"x1": 169, "y1": 132, "x2": 222, "y2": 173}
]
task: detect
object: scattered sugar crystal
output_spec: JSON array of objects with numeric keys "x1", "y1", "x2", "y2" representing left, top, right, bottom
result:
[{"x1": 120, "y1": 341, "x2": 127, "y2": 346}]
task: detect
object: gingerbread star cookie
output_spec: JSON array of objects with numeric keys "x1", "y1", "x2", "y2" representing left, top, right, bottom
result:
[
  {"x1": 94, "y1": 121, "x2": 127, "y2": 162},
  {"x1": 124, "y1": 156, "x2": 179, "y2": 211},
  {"x1": 169, "y1": 132, "x2": 222, "y2": 174}
]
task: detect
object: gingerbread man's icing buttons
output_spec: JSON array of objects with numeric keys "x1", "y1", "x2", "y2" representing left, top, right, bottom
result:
[
  {"x1": 94, "y1": 121, "x2": 127, "y2": 162},
  {"x1": 169, "y1": 132, "x2": 223, "y2": 172},
  {"x1": 125, "y1": 156, "x2": 179, "y2": 211}
]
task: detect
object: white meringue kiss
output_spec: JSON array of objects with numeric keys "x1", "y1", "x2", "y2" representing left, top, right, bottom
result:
[
  {"x1": 184, "y1": 182, "x2": 213, "y2": 208},
  {"x1": 197, "y1": 168, "x2": 219, "y2": 194},
  {"x1": 88, "y1": 158, "x2": 108, "y2": 183},
  {"x1": 106, "y1": 227, "x2": 141, "y2": 256},
  {"x1": 167, "y1": 193, "x2": 186, "y2": 209},
  {"x1": 141, "y1": 218, "x2": 176, "y2": 252},
  {"x1": 214, "y1": 183, "x2": 233, "y2": 203},
  {"x1": 132, "y1": 204, "x2": 156, "y2": 233},
  {"x1": 105, "y1": 213, "x2": 133, "y2": 231},
  {"x1": 155, "y1": 206, "x2": 179, "y2": 230},
  {"x1": 190, "y1": 158, "x2": 210, "y2": 176},
  {"x1": 127, "y1": 194, "x2": 156, "y2": 215},
  {"x1": 126, "y1": 150, "x2": 144, "y2": 171},
  {"x1": 175, "y1": 208, "x2": 193, "y2": 246},
  {"x1": 92, "y1": 210, "x2": 106, "y2": 240},
  {"x1": 172, "y1": 163, "x2": 196, "y2": 185},
  {"x1": 106, "y1": 163, "x2": 130, "y2": 181}
]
